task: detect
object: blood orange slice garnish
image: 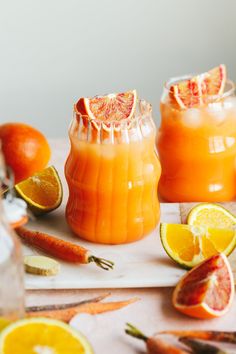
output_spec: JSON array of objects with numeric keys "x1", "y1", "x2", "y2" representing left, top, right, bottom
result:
[
  {"x1": 204, "y1": 64, "x2": 226, "y2": 96},
  {"x1": 169, "y1": 65, "x2": 227, "y2": 109},
  {"x1": 76, "y1": 90, "x2": 137, "y2": 122},
  {"x1": 169, "y1": 75, "x2": 206, "y2": 109},
  {"x1": 173, "y1": 253, "x2": 234, "y2": 319}
]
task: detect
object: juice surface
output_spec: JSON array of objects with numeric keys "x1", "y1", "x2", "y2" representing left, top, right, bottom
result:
[
  {"x1": 157, "y1": 98, "x2": 236, "y2": 202},
  {"x1": 65, "y1": 116, "x2": 161, "y2": 244}
]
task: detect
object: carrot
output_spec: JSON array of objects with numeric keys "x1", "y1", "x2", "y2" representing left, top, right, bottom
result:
[
  {"x1": 125, "y1": 324, "x2": 188, "y2": 354},
  {"x1": 16, "y1": 227, "x2": 114, "y2": 270},
  {"x1": 179, "y1": 337, "x2": 227, "y2": 354},
  {"x1": 26, "y1": 296, "x2": 139, "y2": 323},
  {"x1": 160, "y1": 330, "x2": 236, "y2": 344}
]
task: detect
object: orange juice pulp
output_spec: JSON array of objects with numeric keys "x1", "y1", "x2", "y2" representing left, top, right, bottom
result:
[
  {"x1": 157, "y1": 98, "x2": 236, "y2": 202},
  {"x1": 65, "y1": 119, "x2": 161, "y2": 244}
]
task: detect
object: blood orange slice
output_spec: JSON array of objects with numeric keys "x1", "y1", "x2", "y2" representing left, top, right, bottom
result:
[
  {"x1": 170, "y1": 65, "x2": 227, "y2": 109},
  {"x1": 173, "y1": 253, "x2": 234, "y2": 319},
  {"x1": 76, "y1": 90, "x2": 137, "y2": 122},
  {"x1": 204, "y1": 64, "x2": 226, "y2": 96},
  {"x1": 169, "y1": 75, "x2": 206, "y2": 109}
]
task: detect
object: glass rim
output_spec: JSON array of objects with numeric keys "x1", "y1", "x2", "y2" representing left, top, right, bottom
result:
[
  {"x1": 73, "y1": 98, "x2": 153, "y2": 125},
  {"x1": 164, "y1": 75, "x2": 235, "y2": 100}
]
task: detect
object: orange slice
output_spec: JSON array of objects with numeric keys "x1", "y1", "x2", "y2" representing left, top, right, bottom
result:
[
  {"x1": 173, "y1": 253, "x2": 234, "y2": 319},
  {"x1": 15, "y1": 166, "x2": 63, "y2": 216},
  {"x1": 170, "y1": 65, "x2": 226, "y2": 109},
  {"x1": 75, "y1": 90, "x2": 137, "y2": 122}
]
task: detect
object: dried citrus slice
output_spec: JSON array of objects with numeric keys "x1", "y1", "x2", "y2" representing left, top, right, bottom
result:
[
  {"x1": 205, "y1": 64, "x2": 226, "y2": 96},
  {"x1": 187, "y1": 203, "x2": 236, "y2": 228},
  {"x1": 160, "y1": 223, "x2": 236, "y2": 268},
  {"x1": 0, "y1": 317, "x2": 94, "y2": 354},
  {"x1": 15, "y1": 166, "x2": 62, "y2": 216},
  {"x1": 76, "y1": 90, "x2": 137, "y2": 122},
  {"x1": 170, "y1": 75, "x2": 206, "y2": 109},
  {"x1": 173, "y1": 253, "x2": 234, "y2": 319},
  {"x1": 170, "y1": 64, "x2": 226, "y2": 108}
]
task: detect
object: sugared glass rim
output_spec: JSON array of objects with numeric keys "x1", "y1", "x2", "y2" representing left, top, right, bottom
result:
[{"x1": 164, "y1": 74, "x2": 235, "y2": 100}]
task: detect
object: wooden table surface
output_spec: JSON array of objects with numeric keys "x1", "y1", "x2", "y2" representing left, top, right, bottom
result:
[{"x1": 26, "y1": 139, "x2": 236, "y2": 354}]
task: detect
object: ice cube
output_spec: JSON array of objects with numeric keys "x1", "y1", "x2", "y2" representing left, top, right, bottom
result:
[
  {"x1": 223, "y1": 97, "x2": 236, "y2": 110},
  {"x1": 182, "y1": 108, "x2": 202, "y2": 128},
  {"x1": 206, "y1": 102, "x2": 226, "y2": 125}
]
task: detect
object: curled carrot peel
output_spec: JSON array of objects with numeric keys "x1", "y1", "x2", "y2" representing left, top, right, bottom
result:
[
  {"x1": 125, "y1": 324, "x2": 188, "y2": 354},
  {"x1": 16, "y1": 227, "x2": 114, "y2": 270},
  {"x1": 26, "y1": 295, "x2": 138, "y2": 323},
  {"x1": 160, "y1": 330, "x2": 236, "y2": 344}
]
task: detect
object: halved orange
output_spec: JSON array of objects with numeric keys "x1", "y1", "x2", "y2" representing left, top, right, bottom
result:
[
  {"x1": 15, "y1": 166, "x2": 62, "y2": 215},
  {"x1": 160, "y1": 223, "x2": 236, "y2": 268},
  {"x1": 173, "y1": 253, "x2": 234, "y2": 319},
  {"x1": 187, "y1": 203, "x2": 236, "y2": 229},
  {"x1": 170, "y1": 64, "x2": 226, "y2": 109},
  {"x1": 75, "y1": 90, "x2": 137, "y2": 122},
  {"x1": 0, "y1": 317, "x2": 94, "y2": 353}
]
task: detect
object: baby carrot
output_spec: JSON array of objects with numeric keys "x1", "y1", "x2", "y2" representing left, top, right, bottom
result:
[
  {"x1": 16, "y1": 227, "x2": 114, "y2": 270},
  {"x1": 160, "y1": 330, "x2": 236, "y2": 344},
  {"x1": 125, "y1": 324, "x2": 188, "y2": 354}
]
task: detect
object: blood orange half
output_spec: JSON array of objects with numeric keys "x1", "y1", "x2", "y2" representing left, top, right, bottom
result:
[
  {"x1": 75, "y1": 90, "x2": 137, "y2": 122},
  {"x1": 173, "y1": 253, "x2": 234, "y2": 319},
  {"x1": 170, "y1": 65, "x2": 227, "y2": 109}
]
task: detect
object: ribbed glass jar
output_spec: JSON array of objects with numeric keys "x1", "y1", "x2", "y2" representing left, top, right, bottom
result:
[{"x1": 65, "y1": 100, "x2": 161, "y2": 244}]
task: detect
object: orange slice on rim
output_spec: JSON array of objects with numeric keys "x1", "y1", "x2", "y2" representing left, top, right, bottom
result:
[
  {"x1": 205, "y1": 64, "x2": 226, "y2": 96},
  {"x1": 75, "y1": 90, "x2": 137, "y2": 122},
  {"x1": 173, "y1": 253, "x2": 234, "y2": 319},
  {"x1": 170, "y1": 64, "x2": 227, "y2": 109}
]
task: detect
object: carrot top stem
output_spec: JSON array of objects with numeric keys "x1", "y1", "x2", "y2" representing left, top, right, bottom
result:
[
  {"x1": 88, "y1": 255, "x2": 114, "y2": 271},
  {"x1": 125, "y1": 323, "x2": 148, "y2": 342}
]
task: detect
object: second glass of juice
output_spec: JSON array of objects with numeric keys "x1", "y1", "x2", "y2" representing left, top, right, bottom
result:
[
  {"x1": 65, "y1": 99, "x2": 161, "y2": 244},
  {"x1": 157, "y1": 72, "x2": 236, "y2": 202}
]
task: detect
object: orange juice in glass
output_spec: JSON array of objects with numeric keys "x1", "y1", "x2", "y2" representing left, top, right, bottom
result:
[
  {"x1": 157, "y1": 65, "x2": 236, "y2": 202},
  {"x1": 65, "y1": 91, "x2": 161, "y2": 244}
]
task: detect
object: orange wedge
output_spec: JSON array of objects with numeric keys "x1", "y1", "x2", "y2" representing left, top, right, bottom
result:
[
  {"x1": 160, "y1": 223, "x2": 236, "y2": 268},
  {"x1": 173, "y1": 253, "x2": 234, "y2": 319},
  {"x1": 15, "y1": 166, "x2": 62, "y2": 215}
]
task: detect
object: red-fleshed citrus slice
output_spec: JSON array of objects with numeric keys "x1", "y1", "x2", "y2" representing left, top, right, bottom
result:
[
  {"x1": 173, "y1": 253, "x2": 234, "y2": 319},
  {"x1": 204, "y1": 64, "x2": 226, "y2": 96},
  {"x1": 169, "y1": 65, "x2": 227, "y2": 109},
  {"x1": 75, "y1": 90, "x2": 137, "y2": 122},
  {"x1": 169, "y1": 75, "x2": 206, "y2": 109}
]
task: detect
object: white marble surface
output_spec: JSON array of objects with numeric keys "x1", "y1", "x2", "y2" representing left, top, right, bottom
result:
[{"x1": 23, "y1": 202, "x2": 186, "y2": 289}]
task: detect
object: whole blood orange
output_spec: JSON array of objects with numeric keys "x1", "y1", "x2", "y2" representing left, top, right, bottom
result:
[
  {"x1": 0, "y1": 123, "x2": 51, "y2": 183},
  {"x1": 173, "y1": 253, "x2": 234, "y2": 319}
]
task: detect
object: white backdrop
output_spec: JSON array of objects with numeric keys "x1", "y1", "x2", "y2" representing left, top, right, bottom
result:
[{"x1": 0, "y1": 0, "x2": 236, "y2": 136}]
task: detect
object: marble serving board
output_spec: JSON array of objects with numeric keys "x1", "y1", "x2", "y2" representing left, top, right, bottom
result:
[
  {"x1": 23, "y1": 203, "x2": 187, "y2": 289},
  {"x1": 22, "y1": 140, "x2": 236, "y2": 289}
]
